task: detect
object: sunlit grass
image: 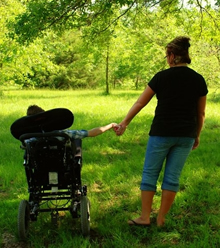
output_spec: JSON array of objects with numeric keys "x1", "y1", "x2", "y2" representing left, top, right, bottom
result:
[{"x1": 1, "y1": 89, "x2": 220, "y2": 247}]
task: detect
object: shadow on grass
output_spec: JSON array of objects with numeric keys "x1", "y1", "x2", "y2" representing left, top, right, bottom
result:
[{"x1": 1, "y1": 93, "x2": 220, "y2": 247}]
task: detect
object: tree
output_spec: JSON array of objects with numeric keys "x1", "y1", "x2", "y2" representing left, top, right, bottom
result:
[
  {"x1": 2, "y1": 0, "x2": 220, "y2": 91},
  {"x1": 9, "y1": 0, "x2": 219, "y2": 44},
  {"x1": 0, "y1": 0, "x2": 25, "y2": 85}
]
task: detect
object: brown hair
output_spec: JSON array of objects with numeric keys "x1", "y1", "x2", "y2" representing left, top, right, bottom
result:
[
  {"x1": 27, "y1": 105, "x2": 45, "y2": 116},
  {"x1": 166, "y1": 36, "x2": 191, "y2": 64}
]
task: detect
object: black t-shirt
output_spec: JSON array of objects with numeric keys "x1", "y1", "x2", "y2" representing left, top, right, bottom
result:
[{"x1": 148, "y1": 66, "x2": 208, "y2": 138}]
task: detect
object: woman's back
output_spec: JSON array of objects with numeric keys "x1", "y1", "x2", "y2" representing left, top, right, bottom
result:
[{"x1": 148, "y1": 66, "x2": 208, "y2": 137}]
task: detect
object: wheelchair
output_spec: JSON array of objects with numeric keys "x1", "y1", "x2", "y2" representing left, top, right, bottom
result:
[{"x1": 10, "y1": 108, "x2": 90, "y2": 240}]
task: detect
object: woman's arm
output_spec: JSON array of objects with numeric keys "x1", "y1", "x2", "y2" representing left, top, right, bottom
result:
[
  {"x1": 192, "y1": 95, "x2": 207, "y2": 150},
  {"x1": 115, "y1": 86, "x2": 155, "y2": 136}
]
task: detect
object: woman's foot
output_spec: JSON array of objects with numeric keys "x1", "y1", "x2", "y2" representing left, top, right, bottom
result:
[
  {"x1": 157, "y1": 216, "x2": 165, "y2": 227},
  {"x1": 128, "y1": 217, "x2": 151, "y2": 226}
]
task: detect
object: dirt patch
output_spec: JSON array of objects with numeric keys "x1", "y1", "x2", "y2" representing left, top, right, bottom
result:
[
  {"x1": 1, "y1": 229, "x2": 103, "y2": 247},
  {"x1": 2, "y1": 232, "x2": 28, "y2": 248}
]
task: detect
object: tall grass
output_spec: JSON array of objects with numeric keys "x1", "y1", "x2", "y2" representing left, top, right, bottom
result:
[{"x1": 1, "y1": 89, "x2": 220, "y2": 248}]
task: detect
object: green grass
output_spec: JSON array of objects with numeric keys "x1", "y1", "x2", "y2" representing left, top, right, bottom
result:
[{"x1": 1, "y1": 89, "x2": 220, "y2": 248}]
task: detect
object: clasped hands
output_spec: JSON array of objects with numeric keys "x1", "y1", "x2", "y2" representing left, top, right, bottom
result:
[{"x1": 112, "y1": 123, "x2": 126, "y2": 136}]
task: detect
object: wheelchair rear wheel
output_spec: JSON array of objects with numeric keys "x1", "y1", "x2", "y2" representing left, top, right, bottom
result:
[
  {"x1": 80, "y1": 196, "x2": 90, "y2": 236},
  {"x1": 18, "y1": 200, "x2": 30, "y2": 240}
]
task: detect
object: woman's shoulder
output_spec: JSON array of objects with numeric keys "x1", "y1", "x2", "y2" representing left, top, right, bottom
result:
[{"x1": 184, "y1": 67, "x2": 206, "y2": 80}]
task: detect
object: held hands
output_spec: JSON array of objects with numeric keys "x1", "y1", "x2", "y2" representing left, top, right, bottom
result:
[{"x1": 113, "y1": 123, "x2": 126, "y2": 136}]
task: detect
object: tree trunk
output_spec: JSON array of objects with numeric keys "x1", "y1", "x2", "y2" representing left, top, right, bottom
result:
[
  {"x1": 135, "y1": 76, "x2": 139, "y2": 90},
  {"x1": 106, "y1": 45, "x2": 109, "y2": 94}
]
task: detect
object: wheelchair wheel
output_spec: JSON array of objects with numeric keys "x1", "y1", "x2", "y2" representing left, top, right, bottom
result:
[
  {"x1": 80, "y1": 196, "x2": 90, "y2": 236},
  {"x1": 18, "y1": 200, "x2": 30, "y2": 240}
]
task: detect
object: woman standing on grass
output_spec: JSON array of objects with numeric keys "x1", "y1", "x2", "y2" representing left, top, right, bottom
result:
[{"x1": 114, "y1": 36, "x2": 208, "y2": 227}]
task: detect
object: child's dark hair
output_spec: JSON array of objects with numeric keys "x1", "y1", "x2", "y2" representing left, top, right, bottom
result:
[{"x1": 27, "y1": 105, "x2": 45, "y2": 116}]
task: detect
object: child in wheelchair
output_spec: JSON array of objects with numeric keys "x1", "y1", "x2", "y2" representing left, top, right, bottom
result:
[
  {"x1": 11, "y1": 105, "x2": 116, "y2": 240},
  {"x1": 26, "y1": 104, "x2": 116, "y2": 138}
]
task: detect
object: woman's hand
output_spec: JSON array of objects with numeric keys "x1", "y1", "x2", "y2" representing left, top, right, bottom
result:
[
  {"x1": 192, "y1": 137, "x2": 200, "y2": 150},
  {"x1": 113, "y1": 124, "x2": 127, "y2": 136}
]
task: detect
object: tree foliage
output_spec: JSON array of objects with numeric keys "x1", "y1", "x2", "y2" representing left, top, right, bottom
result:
[
  {"x1": 1, "y1": 0, "x2": 220, "y2": 91},
  {"x1": 9, "y1": 0, "x2": 220, "y2": 44}
]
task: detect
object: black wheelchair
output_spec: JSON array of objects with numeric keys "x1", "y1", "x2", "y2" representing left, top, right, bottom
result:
[{"x1": 10, "y1": 108, "x2": 90, "y2": 240}]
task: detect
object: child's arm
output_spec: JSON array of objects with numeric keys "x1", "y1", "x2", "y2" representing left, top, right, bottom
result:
[{"x1": 87, "y1": 123, "x2": 117, "y2": 137}]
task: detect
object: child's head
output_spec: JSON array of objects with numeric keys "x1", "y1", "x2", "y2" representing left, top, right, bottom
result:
[{"x1": 27, "y1": 105, "x2": 45, "y2": 116}]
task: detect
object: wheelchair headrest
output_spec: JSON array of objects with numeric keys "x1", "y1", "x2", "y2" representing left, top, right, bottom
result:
[{"x1": 10, "y1": 108, "x2": 74, "y2": 140}]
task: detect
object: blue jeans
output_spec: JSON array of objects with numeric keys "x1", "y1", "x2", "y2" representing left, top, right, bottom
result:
[{"x1": 140, "y1": 136, "x2": 195, "y2": 192}]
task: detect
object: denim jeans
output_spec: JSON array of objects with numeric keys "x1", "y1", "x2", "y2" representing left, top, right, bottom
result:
[{"x1": 140, "y1": 136, "x2": 195, "y2": 192}]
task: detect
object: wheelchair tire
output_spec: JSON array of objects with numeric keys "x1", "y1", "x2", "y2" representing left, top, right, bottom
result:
[
  {"x1": 80, "y1": 196, "x2": 90, "y2": 237},
  {"x1": 18, "y1": 200, "x2": 30, "y2": 240}
]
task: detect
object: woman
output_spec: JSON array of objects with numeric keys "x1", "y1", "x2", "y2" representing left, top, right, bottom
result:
[{"x1": 115, "y1": 36, "x2": 208, "y2": 227}]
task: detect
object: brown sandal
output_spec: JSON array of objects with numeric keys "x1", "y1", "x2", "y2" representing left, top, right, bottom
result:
[{"x1": 128, "y1": 219, "x2": 151, "y2": 227}]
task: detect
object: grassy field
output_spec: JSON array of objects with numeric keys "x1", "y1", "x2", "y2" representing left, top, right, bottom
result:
[{"x1": 0, "y1": 89, "x2": 220, "y2": 248}]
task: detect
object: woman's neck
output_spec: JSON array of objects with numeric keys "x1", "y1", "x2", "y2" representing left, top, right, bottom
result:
[{"x1": 170, "y1": 63, "x2": 187, "y2": 67}]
